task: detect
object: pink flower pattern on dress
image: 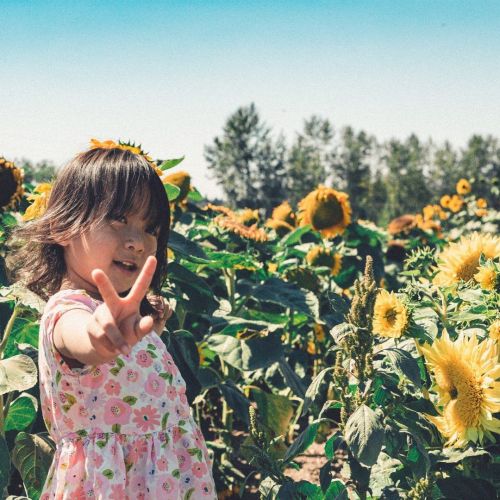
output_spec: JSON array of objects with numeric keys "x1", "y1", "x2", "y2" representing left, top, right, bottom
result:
[
  {"x1": 104, "y1": 379, "x2": 121, "y2": 396},
  {"x1": 38, "y1": 290, "x2": 216, "y2": 499},
  {"x1": 144, "y1": 372, "x2": 165, "y2": 398}
]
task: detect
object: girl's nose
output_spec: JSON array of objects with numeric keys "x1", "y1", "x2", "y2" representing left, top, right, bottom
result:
[{"x1": 125, "y1": 232, "x2": 145, "y2": 253}]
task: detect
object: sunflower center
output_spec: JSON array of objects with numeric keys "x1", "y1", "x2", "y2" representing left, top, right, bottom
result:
[
  {"x1": 455, "y1": 257, "x2": 479, "y2": 282},
  {"x1": 384, "y1": 308, "x2": 398, "y2": 326},
  {"x1": 311, "y1": 197, "x2": 343, "y2": 230},
  {"x1": 0, "y1": 168, "x2": 17, "y2": 208},
  {"x1": 443, "y1": 362, "x2": 484, "y2": 428}
]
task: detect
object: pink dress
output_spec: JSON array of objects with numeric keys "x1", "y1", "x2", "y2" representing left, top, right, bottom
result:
[{"x1": 39, "y1": 289, "x2": 216, "y2": 500}]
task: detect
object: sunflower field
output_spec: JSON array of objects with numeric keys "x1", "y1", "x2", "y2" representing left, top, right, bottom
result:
[{"x1": 0, "y1": 153, "x2": 499, "y2": 499}]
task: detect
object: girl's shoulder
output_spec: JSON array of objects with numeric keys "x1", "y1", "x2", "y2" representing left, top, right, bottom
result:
[{"x1": 43, "y1": 288, "x2": 100, "y2": 317}]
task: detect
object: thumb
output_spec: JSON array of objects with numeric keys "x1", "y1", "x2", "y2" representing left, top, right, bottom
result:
[{"x1": 135, "y1": 315, "x2": 154, "y2": 340}]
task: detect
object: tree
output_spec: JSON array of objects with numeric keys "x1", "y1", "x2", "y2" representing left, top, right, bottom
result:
[
  {"x1": 204, "y1": 104, "x2": 287, "y2": 213},
  {"x1": 330, "y1": 127, "x2": 375, "y2": 219},
  {"x1": 20, "y1": 159, "x2": 57, "y2": 184},
  {"x1": 382, "y1": 135, "x2": 432, "y2": 219},
  {"x1": 285, "y1": 115, "x2": 331, "y2": 205},
  {"x1": 428, "y1": 141, "x2": 461, "y2": 197},
  {"x1": 459, "y1": 135, "x2": 500, "y2": 209}
]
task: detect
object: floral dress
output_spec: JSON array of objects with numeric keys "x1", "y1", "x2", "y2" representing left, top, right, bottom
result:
[{"x1": 39, "y1": 289, "x2": 216, "y2": 500}]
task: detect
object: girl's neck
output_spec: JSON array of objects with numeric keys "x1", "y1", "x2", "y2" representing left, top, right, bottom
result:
[{"x1": 59, "y1": 276, "x2": 102, "y2": 301}]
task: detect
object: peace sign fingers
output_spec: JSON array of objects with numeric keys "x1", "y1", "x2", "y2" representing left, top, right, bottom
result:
[
  {"x1": 125, "y1": 256, "x2": 157, "y2": 308},
  {"x1": 91, "y1": 268, "x2": 121, "y2": 313}
]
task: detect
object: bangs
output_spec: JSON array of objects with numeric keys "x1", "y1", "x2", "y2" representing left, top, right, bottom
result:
[
  {"x1": 100, "y1": 165, "x2": 166, "y2": 233},
  {"x1": 59, "y1": 148, "x2": 169, "y2": 233}
]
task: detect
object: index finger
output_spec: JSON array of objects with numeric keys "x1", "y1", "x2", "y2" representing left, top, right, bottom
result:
[
  {"x1": 91, "y1": 269, "x2": 120, "y2": 311},
  {"x1": 126, "y1": 255, "x2": 157, "y2": 306}
]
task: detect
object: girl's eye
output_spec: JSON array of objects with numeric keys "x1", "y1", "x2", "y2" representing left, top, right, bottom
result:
[
  {"x1": 146, "y1": 227, "x2": 159, "y2": 236},
  {"x1": 114, "y1": 215, "x2": 127, "y2": 224}
]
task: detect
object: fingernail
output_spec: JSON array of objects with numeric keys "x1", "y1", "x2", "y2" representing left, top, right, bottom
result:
[{"x1": 121, "y1": 346, "x2": 130, "y2": 356}]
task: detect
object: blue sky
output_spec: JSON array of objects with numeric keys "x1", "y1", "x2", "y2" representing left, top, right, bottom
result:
[{"x1": 1, "y1": 0, "x2": 500, "y2": 198}]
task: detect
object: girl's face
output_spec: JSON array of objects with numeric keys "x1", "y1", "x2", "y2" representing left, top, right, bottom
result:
[{"x1": 60, "y1": 208, "x2": 158, "y2": 297}]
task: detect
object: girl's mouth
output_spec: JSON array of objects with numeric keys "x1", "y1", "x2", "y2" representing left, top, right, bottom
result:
[{"x1": 112, "y1": 260, "x2": 138, "y2": 274}]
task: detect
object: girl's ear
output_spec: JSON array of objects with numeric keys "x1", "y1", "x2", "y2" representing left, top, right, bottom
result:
[{"x1": 49, "y1": 223, "x2": 70, "y2": 247}]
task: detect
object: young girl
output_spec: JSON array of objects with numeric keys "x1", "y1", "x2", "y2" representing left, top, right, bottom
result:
[{"x1": 9, "y1": 144, "x2": 216, "y2": 499}]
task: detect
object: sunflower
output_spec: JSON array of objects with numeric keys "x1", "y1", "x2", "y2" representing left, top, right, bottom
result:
[
  {"x1": 204, "y1": 203, "x2": 235, "y2": 217},
  {"x1": 265, "y1": 218, "x2": 295, "y2": 237},
  {"x1": 476, "y1": 198, "x2": 488, "y2": 209},
  {"x1": 214, "y1": 215, "x2": 268, "y2": 242},
  {"x1": 423, "y1": 205, "x2": 436, "y2": 221},
  {"x1": 305, "y1": 246, "x2": 342, "y2": 276},
  {"x1": 163, "y1": 171, "x2": 191, "y2": 203},
  {"x1": 415, "y1": 214, "x2": 440, "y2": 233},
  {"x1": 474, "y1": 263, "x2": 498, "y2": 291},
  {"x1": 488, "y1": 320, "x2": 500, "y2": 340},
  {"x1": 297, "y1": 186, "x2": 352, "y2": 238},
  {"x1": 456, "y1": 178, "x2": 471, "y2": 195},
  {"x1": 420, "y1": 329, "x2": 500, "y2": 447},
  {"x1": 313, "y1": 323, "x2": 326, "y2": 342},
  {"x1": 22, "y1": 183, "x2": 52, "y2": 221},
  {"x1": 0, "y1": 157, "x2": 24, "y2": 211},
  {"x1": 433, "y1": 233, "x2": 500, "y2": 286},
  {"x1": 387, "y1": 214, "x2": 416, "y2": 235},
  {"x1": 372, "y1": 289, "x2": 408, "y2": 338},
  {"x1": 90, "y1": 138, "x2": 154, "y2": 162},
  {"x1": 236, "y1": 208, "x2": 259, "y2": 227},
  {"x1": 271, "y1": 201, "x2": 296, "y2": 226},
  {"x1": 448, "y1": 194, "x2": 464, "y2": 213},
  {"x1": 440, "y1": 195, "x2": 451, "y2": 209}
]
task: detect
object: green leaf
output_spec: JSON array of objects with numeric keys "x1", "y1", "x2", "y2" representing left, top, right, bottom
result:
[
  {"x1": 280, "y1": 225, "x2": 314, "y2": 246},
  {"x1": 252, "y1": 278, "x2": 317, "y2": 317},
  {"x1": 437, "y1": 477, "x2": 496, "y2": 499},
  {"x1": 0, "y1": 434, "x2": 10, "y2": 494},
  {"x1": 158, "y1": 156, "x2": 185, "y2": 171},
  {"x1": 208, "y1": 332, "x2": 284, "y2": 371},
  {"x1": 324, "y1": 433, "x2": 343, "y2": 461},
  {"x1": 187, "y1": 187, "x2": 203, "y2": 202},
  {"x1": 294, "y1": 481, "x2": 323, "y2": 499},
  {"x1": 12, "y1": 432, "x2": 55, "y2": 500},
  {"x1": 3, "y1": 283, "x2": 46, "y2": 313},
  {"x1": 4, "y1": 319, "x2": 39, "y2": 358},
  {"x1": 344, "y1": 404, "x2": 384, "y2": 467},
  {"x1": 168, "y1": 230, "x2": 208, "y2": 260},
  {"x1": 218, "y1": 381, "x2": 251, "y2": 425},
  {"x1": 251, "y1": 387, "x2": 294, "y2": 438},
  {"x1": 324, "y1": 479, "x2": 349, "y2": 500},
  {"x1": 164, "y1": 183, "x2": 181, "y2": 201},
  {"x1": 302, "y1": 367, "x2": 334, "y2": 415},
  {"x1": 284, "y1": 421, "x2": 320, "y2": 463},
  {"x1": 432, "y1": 447, "x2": 490, "y2": 464},
  {"x1": 122, "y1": 396, "x2": 137, "y2": 405},
  {"x1": 5, "y1": 393, "x2": 38, "y2": 431},
  {"x1": 102, "y1": 469, "x2": 114, "y2": 479},
  {"x1": 0, "y1": 354, "x2": 38, "y2": 395},
  {"x1": 277, "y1": 358, "x2": 307, "y2": 399},
  {"x1": 384, "y1": 348, "x2": 422, "y2": 388}
]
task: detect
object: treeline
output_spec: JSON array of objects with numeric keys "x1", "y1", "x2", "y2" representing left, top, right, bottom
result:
[{"x1": 205, "y1": 103, "x2": 500, "y2": 224}]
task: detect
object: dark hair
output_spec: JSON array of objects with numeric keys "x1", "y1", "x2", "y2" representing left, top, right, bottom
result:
[{"x1": 7, "y1": 148, "x2": 170, "y2": 312}]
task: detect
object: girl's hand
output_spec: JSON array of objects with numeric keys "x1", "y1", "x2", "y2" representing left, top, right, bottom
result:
[
  {"x1": 147, "y1": 294, "x2": 173, "y2": 334},
  {"x1": 88, "y1": 256, "x2": 157, "y2": 357}
]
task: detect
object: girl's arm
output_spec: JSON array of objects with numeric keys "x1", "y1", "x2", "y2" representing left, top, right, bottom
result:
[{"x1": 53, "y1": 309, "x2": 120, "y2": 367}]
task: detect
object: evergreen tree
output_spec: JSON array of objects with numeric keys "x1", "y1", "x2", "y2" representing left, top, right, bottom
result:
[
  {"x1": 204, "y1": 104, "x2": 287, "y2": 213},
  {"x1": 459, "y1": 135, "x2": 500, "y2": 208},
  {"x1": 285, "y1": 115, "x2": 331, "y2": 205},
  {"x1": 382, "y1": 135, "x2": 432, "y2": 218},
  {"x1": 428, "y1": 141, "x2": 461, "y2": 197},
  {"x1": 330, "y1": 126, "x2": 374, "y2": 219}
]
